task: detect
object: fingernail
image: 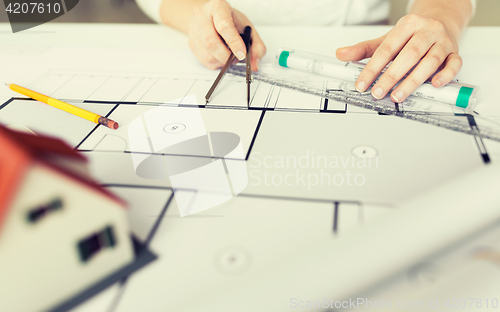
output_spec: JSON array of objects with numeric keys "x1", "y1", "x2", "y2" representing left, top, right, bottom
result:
[
  {"x1": 392, "y1": 90, "x2": 404, "y2": 103},
  {"x1": 256, "y1": 58, "x2": 260, "y2": 71},
  {"x1": 236, "y1": 51, "x2": 245, "y2": 60},
  {"x1": 356, "y1": 81, "x2": 366, "y2": 92},
  {"x1": 435, "y1": 78, "x2": 443, "y2": 87},
  {"x1": 372, "y1": 87, "x2": 384, "y2": 99}
]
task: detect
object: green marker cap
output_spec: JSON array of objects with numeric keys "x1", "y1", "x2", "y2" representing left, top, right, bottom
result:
[
  {"x1": 456, "y1": 86, "x2": 473, "y2": 108},
  {"x1": 279, "y1": 50, "x2": 290, "y2": 68}
]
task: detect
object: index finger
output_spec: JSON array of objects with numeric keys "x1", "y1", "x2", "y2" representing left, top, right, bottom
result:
[
  {"x1": 356, "y1": 23, "x2": 415, "y2": 92},
  {"x1": 213, "y1": 9, "x2": 247, "y2": 60}
]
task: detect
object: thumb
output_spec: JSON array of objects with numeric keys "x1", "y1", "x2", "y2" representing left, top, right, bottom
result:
[
  {"x1": 213, "y1": 7, "x2": 247, "y2": 60},
  {"x1": 336, "y1": 35, "x2": 386, "y2": 61},
  {"x1": 232, "y1": 9, "x2": 266, "y2": 71}
]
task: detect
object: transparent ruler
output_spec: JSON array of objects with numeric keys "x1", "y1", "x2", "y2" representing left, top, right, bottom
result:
[{"x1": 229, "y1": 65, "x2": 500, "y2": 143}]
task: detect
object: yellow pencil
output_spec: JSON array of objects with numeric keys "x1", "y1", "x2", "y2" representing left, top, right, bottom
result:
[{"x1": 6, "y1": 83, "x2": 119, "y2": 130}]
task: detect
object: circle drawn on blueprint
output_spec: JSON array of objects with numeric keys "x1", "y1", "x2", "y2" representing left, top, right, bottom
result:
[
  {"x1": 163, "y1": 123, "x2": 186, "y2": 134},
  {"x1": 214, "y1": 246, "x2": 253, "y2": 275},
  {"x1": 351, "y1": 145, "x2": 378, "y2": 158}
]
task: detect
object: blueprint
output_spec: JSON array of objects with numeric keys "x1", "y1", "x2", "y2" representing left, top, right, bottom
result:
[{"x1": 1, "y1": 46, "x2": 500, "y2": 312}]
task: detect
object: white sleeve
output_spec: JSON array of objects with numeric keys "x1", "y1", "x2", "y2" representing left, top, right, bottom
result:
[
  {"x1": 136, "y1": 0, "x2": 164, "y2": 24},
  {"x1": 406, "y1": 0, "x2": 476, "y2": 17}
]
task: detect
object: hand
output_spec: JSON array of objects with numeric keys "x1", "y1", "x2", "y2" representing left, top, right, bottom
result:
[
  {"x1": 336, "y1": 14, "x2": 462, "y2": 103},
  {"x1": 188, "y1": 0, "x2": 266, "y2": 71}
]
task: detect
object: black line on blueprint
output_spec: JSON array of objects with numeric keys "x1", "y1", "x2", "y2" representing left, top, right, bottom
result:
[
  {"x1": 275, "y1": 108, "x2": 318, "y2": 113},
  {"x1": 74, "y1": 125, "x2": 100, "y2": 150},
  {"x1": 107, "y1": 192, "x2": 175, "y2": 312},
  {"x1": 181, "y1": 79, "x2": 199, "y2": 103},
  {"x1": 144, "y1": 192, "x2": 175, "y2": 246},
  {"x1": 103, "y1": 184, "x2": 225, "y2": 195},
  {"x1": 125, "y1": 151, "x2": 245, "y2": 161},
  {"x1": 135, "y1": 102, "x2": 181, "y2": 107},
  {"x1": 333, "y1": 202, "x2": 339, "y2": 234},
  {"x1": 179, "y1": 104, "x2": 205, "y2": 108},
  {"x1": 78, "y1": 149, "x2": 247, "y2": 162},
  {"x1": 87, "y1": 101, "x2": 137, "y2": 105},
  {"x1": 268, "y1": 85, "x2": 281, "y2": 110},
  {"x1": 239, "y1": 193, "x2": 363, "y2": 205},
  {"x1": 99, "y1": 183, "x2": 370, "y2": 206},
  {"x1": 249, "y1": 80, "x2": 260, "y2": 107},
  {"x1": 74, "y1": 104, "x2": 120, "y2": 150},
  {"x1": 52, "y1": 74, "x2": 77, "y2": 97},
  {"x1": 263, "y1": 84, "x2": 273, "y2": 108},
  {"x1": 136, "y1": 77, "x2": 160, "y2": 103},
  {"x1": 120, "y1": 76, "x2": 143, "y2": 102},
  {"x1": 319, "y1": 109, "x2": 348, "y2": 114},
  {"x1": 321, "y1": 89, "x2": 347, "y2": 114},
  {"x1": 0, "y1": 98, "x2": 14, "y2": 111},
  {"x1": 195, "y1": 103, "x2": 274, "y2": 112},
  {"x1": 86, "y1": 76, "x2": 112, "y2": 102},
  {"x1": 102, "y1": 184, "x2": 173, "y2": 191},
  {"x1": 105, "y1": 104, "x2": 121, "y2": 118},
  {"x1": 248, "y1": 106, "x2": 270, "y2": 111},
  {"x1": 323, "y1": 89, "x2": 333, "y2": 111},
  {"x1": 205, "y1": 105, "x2": 246, "y2": 110},
  {"x1": 28, "y1": 71, "x2": 50, "y2": 88},
  {"x1": 12, "y1": 97, "x2": 34, "y2": 101},
  {"x1": 83, "y1": 100, "x2": 124, "y2": 104},
  {"x1": 245, "y1": 110, "x2": 266, "y2": 161}
]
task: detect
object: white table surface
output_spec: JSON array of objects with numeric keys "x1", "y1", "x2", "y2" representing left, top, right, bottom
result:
[
  {"x1": 1, "y1": 23, "x2": 500, "y2": 53},
  {"x1": 1, "y1": 23, "x2": 500, "y2": 75}
]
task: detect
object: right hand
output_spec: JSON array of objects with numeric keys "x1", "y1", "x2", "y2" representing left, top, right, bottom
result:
[{"x1": 188, "y1": 0, "x2": 266, "y2": 71}]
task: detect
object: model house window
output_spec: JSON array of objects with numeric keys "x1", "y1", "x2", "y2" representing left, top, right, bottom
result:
[
  {"x1": 27, "y1": 198, "x2": 63, "y2": 223},
  {"x1": 77, "y1": 225, "x2": 117, "y2": 263}
]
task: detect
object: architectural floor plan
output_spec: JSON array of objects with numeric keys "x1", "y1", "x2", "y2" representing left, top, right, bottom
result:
[{"x1": 1, "y1": 63, "x2": 497, "y2": 311}]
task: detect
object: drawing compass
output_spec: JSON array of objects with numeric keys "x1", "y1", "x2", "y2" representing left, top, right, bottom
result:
[{"x1": 205, "y1": 26, "x2": 252, "y2": 108}]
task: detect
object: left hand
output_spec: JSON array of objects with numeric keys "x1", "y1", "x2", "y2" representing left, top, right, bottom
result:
[{"x1": 336, "y1": 14, "x2": 462, "y2": 103}]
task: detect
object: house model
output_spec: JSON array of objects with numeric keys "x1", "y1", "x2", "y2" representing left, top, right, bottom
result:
[{"x1": 0, "y1": 125, "x2": 135, "y2": 312}]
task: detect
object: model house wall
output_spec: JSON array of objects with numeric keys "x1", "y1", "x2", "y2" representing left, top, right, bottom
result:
[{"x1": 0, "y1": 159, "x2": 134, "y2": 311}]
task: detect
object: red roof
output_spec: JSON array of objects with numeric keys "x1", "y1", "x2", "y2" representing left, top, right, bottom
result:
[
  {"x1": 0, "y1": 125, "x2": 126, "y2": 233},
  {"x1": 9, "y1": 127, "x2": 87, "y2": 162}
]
